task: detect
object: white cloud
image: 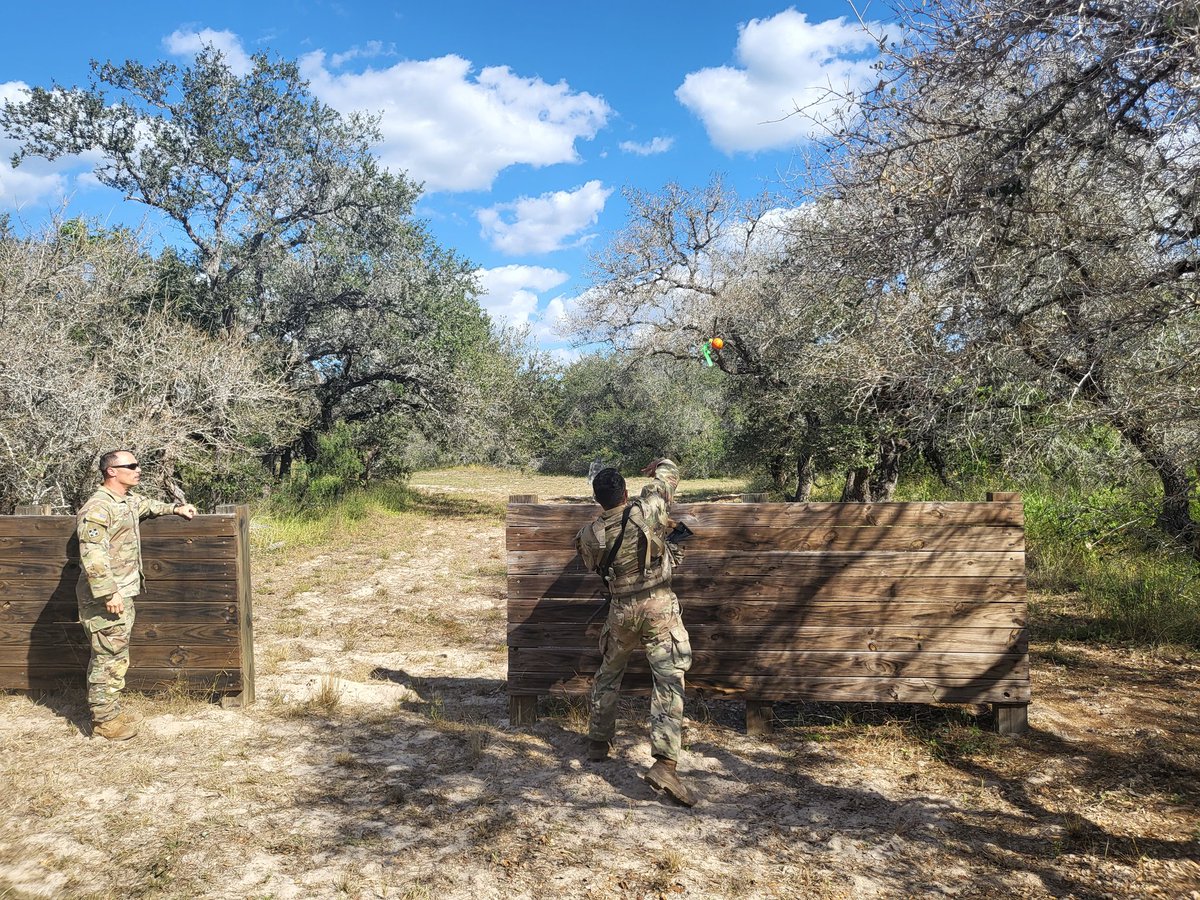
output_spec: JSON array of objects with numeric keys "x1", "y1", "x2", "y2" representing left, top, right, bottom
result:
[
  {"x1": 676, "y1": 8, "x2": 879, "y2": 153},
  {"x1": 299, "y1": 52, "x2": 610, "y2": 192},
  {"x1": 477, "y1": 180, "x2": 612, "y2": 255},
  {"x1": 474, "y1": 265, "x2": 571, "y2": 338},
  {"x1": 330, "y1": 41, "x2": 391, "y2": 69},
  {"x1": 619, "y1": 136, "x2": 674, "y2": 156},
  {"x1": 163, "y1": 28, "x2": 254, "y2": 76},
  {"x1": 0, "y1": 81, "x2": 101, "y2": 212}
]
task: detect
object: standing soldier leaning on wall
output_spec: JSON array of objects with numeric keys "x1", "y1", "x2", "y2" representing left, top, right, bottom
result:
[
  {"x1": 576, "y1": 458, "x2": 696, "y2": 806},
  {"x1": 77, "y1": 450, "x2": 197, "y2": 740}
]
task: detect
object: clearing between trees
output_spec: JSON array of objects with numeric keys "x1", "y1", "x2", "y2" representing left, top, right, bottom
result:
[{"x1": 1, "y1": 470, "x2": 1197, "y2": 899}]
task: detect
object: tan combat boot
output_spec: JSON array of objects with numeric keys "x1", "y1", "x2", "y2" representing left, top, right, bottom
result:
[
  {"x1": 645, "y1": 758, "x2": 696, "y2": 807},
  {"x1": 93, "y1": 711, "x2": 141, "y2": 741},
  {"x1": 587, "y1": 740, "x2": 611, "y2": 761}
]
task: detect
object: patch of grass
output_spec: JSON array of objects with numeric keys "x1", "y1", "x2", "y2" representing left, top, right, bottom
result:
[{"x1": 311, "y1": 675, "x2": 343, "y2": 716}]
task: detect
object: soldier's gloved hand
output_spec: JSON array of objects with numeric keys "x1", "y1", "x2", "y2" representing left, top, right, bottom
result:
[
  {"x1": 104, "y1": 593, "x2": 125, "y2": 616},
  {"x1": 174, "y1": 504, "x2": 197, "y2": 520}
]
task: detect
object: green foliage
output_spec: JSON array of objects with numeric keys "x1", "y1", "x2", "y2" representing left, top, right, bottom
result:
[
  {"x1": 541, "y1": 352, "x2": 728, "y2": 476},
  {"x1": 273, "y1": 422, "x2": 401, "y2": 516},
  {"x1": 177, "y1": 457, "x2": 275, "y2": 512}
]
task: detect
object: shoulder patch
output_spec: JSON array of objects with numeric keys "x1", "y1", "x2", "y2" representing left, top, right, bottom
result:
[{"x1": 81, "y1": 506, "x2": 110, "y2": 526}]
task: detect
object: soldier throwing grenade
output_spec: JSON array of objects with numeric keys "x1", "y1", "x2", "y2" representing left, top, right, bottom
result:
[
  {"x1": 575, "y1": 458, "x2": 697, "y2": 806},
  {"x1": 77, "y1": 450, "x2": 197, "y2": 740}
]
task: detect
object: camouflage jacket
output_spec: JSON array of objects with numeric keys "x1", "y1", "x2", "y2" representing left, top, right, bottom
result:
[
  {"x1": 575, "y1": 459, "x2": 680, "y2": 597},
  {"x1": 76, "y1": 486, "x2": 177, "y2": 602}
]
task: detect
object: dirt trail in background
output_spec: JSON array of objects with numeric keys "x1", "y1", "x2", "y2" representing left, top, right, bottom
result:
[{"x1": 1, "y1": 473, "x2": 1198, "y2": 899}]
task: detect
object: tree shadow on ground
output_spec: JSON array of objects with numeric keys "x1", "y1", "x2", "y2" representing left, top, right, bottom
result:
[{"x1": 274, "y1": 674, "x2": 1197, "y2": 898}]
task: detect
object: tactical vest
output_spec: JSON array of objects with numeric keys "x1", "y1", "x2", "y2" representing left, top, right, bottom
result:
[{"x1": 591, "y1": 498, "x2": 673, "y2": 597}]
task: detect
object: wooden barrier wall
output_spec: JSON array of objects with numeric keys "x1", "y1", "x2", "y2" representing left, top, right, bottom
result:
[
  {"x1": 0, "y1": 507, "x2": 254, "y2": 702},
  {"x1": 506, "y1": 493, "x2": 1029, "y2": 733}
]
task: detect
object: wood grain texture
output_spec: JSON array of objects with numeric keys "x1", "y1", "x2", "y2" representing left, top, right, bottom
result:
[
  {"x1": 0, "y1": 623, "x2": 239, "y2": 647},
  {"x1": 2, "y1": 667, "x2": 242, "y2": 692},
  {"x1": 504, "y1": 498, "x2": 1031, "y2": 711},
  {"x1": 506, "y1": 501, "x2": 1024, "y2": 529},
  {"x1": 509, "y1": 647, "x2": 1029, "y2": 679},
  {"x1": 507, "y1": 623, "x2": 1028, "y2": 653},
  {"x1": 3, "y1": 642, "x2": 240, "y2": 668},
  {"x1": 506, "y1": 574, "x2": 1027, "y2": 602},
  {"x1": 0, "y1": 599, "x2": 239, "y2": 625},
  {"x1": 507, "y1": 549, "x2": 1026, "y2": 578},
  {"x1": 507, "y1": 524, "x2": 1026, "y2": 553},
  {"x1": 0, "y1": 512, "x2": 248, "y2": 693},
  {"x1": 507, "y1": 672, "x2": 1031, "y2": 703},
  {"x1": 0, "y1": 515, "x2": 237, "y2": 540},
  {"x1": 0, "y1": 558, "x2": 234, "y2": 580},
  {"x1": 508, "y1": 598, "x2": 1028, "y2": 627}
]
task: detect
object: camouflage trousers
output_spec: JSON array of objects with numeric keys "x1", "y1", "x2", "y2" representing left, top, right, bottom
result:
[
  {"x1": 80, "y1": 598, "x2": 135, "y2": 723},
  {"x1": 588, "y1": 586, "x2": 692, "y2": 761}
]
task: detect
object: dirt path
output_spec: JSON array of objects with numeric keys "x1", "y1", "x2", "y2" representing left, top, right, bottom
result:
[{"x1": 1, "y1": 475, "x2": 1198, "y2": 899}]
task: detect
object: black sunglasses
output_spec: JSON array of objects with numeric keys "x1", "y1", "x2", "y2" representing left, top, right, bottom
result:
[{"x1": 110, "y1": 462, "x2": 141, "y2": 470}]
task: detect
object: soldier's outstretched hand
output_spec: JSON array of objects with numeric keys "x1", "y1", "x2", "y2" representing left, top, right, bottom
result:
[{"x1": 174, "y1": 504, "x2": 198, "y2": 520}]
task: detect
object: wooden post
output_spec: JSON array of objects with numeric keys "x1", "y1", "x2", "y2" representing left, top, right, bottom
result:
[
  {"x1": 746, "y1": 700, "x2": 775, "y2": 737},
  {"x1": 14, "y1": 504, "x2": 54, "y2": 515},
  {"x1": 508, "y1": 494, "x2": 539, "y2": 724},
  {"x1": 740, "y1": 492, "x2": 770, "y2": 504},
  {"x1": 509, "y1": 694, "x2": 539, "y2": 726},
  {"x1": 216, "y1": 503, "x2": 256, "y2": 705},
  {"x1": 993, "y1": 703, "x2": 1029, "y2": 735},
  {"x1": 991, "y1": 491, "x2": 1026, "y2": 734}
]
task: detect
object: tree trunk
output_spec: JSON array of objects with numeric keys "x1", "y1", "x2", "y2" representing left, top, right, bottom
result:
[
  {"x1": 1110, "y1": 413, "x2": 1198, "y2": 551},
  {"x1": 841, "y1": 466, "x2": 870, "y2": 502},
  {"x1": 279, "y1": 447, "x2": 293, "y2": 478},
  {"x1": 793, "y1": 451, "x2": 815, "y2": 502},
  {"x1": 869, "y1": 437, "x2": 908, "y2": 502}
]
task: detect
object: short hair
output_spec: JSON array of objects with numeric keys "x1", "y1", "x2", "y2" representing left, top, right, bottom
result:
[
  {"x1": 98, "y1": 449, "x2": 133, "y2": 476},
  {"x1": 592, "y1": 468, "x2": 626, "y2": 510}
]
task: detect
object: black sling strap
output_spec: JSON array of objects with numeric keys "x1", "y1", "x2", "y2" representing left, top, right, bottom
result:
[{"x1": 599, "y1": 502, "x2": 635, "y2": 590}]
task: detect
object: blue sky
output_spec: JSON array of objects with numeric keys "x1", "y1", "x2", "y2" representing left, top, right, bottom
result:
[{"x1": 1, "y1": 1, "x2": 883, "y2": 359}]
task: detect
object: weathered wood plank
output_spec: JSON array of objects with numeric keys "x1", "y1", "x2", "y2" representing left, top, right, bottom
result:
[
  {"x1": 508, "y1": 598, "x2": 1028, "y2": 627},
  {"x1": 507, "y1": 574, "x2": 1027, "y2": 602},
  {"x1": 2, "y1": 642, "x2": 240, "y2": 668},
  {"x1": 232, "y1": 505, "x2": 255, "y2": 705},
  {"x1": 0, "y1": 558, "x2": 235, "y2": 580},
  {"x1": 507, "y1": 623, "x2": 1028, "y2": 653},
  {"x1": 507, "y1": 672, "x2": 1031, "y2": 703},
  {"x1": 510, "y1": 694, "x2": 539, "y2": 725},
  {"x1": 506, "y1": 501, "x2": 1025, "y2": 529},
  {"x1": 509, "y1": 647, "x2": 1029, "y2": 679},
  {"x1": 507, "y1": 549, "x2": 1026, "y2": 578},
  {"x1": 0, "y1": 534, "x2": 236, "y2": 560},
  {"x1": 0, "y1": 623, "x2": 240, "y2": 647},
  {"x1": 0, "y1": 516, "x2": 238, "y2": 539},
  {"x1": 746, "y1": 700, "x2": 774, "y2": 736},
  {"x1": 994, "y1": 702, "x2": 1030, "y2": 734},
  {"x1": 0, "y1": 667, "x2": 242, "y2": 692},
  {"x1": 0, "y1": 580, "x2": 238, "y2": 610},
  {"x1": 507, "y1": 524, "x2": 1026, "y2": 553},
  {"x1": 0, "y1": 599, "x2": 239, "y2": 625}
]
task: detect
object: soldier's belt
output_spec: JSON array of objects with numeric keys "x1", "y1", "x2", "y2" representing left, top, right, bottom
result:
[{"x1": 610, "y1": 584, "x2": 670, "y2": 604}]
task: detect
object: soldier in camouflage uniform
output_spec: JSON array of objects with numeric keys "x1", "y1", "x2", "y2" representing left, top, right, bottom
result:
[
  {"x1": 575, "y1": 458, "x2": 697, "y2": 807},
  {"x1": 77, "y1": 450, "x2": 197, "y2": 740}
]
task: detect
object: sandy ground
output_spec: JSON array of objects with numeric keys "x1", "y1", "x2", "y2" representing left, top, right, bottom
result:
[{"x1": 1, "y1": 470, "x2": 1198, "y2": 899}]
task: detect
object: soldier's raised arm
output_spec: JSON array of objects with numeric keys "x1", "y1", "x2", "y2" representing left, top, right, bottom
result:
[{"x1": 637, "y1": 458, "x2": 680, "y2": 534}]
